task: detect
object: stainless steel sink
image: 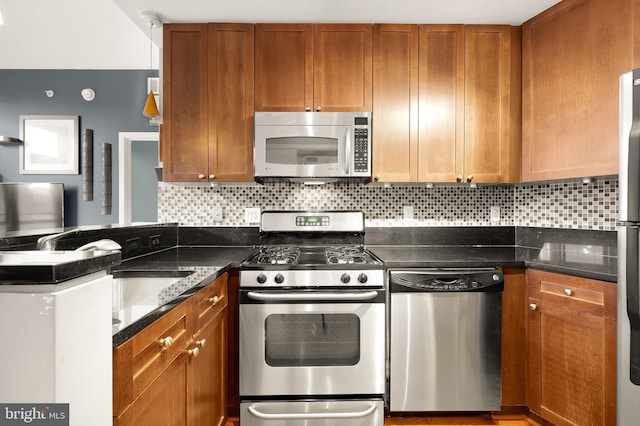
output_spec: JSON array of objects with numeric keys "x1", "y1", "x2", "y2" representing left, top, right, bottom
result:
[{"x1": 111, "y1": 270, "x2": 193, "y2": 334}]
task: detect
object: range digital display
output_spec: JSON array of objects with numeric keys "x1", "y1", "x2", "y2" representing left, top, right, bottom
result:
[{"x1": 295, "y1": 215, "x2": 330, "y2": 227}]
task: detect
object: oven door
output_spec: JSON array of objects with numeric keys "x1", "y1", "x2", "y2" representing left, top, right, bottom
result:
[
  {"x1": 254, "y1": 125, "x2": 351, "y2": 178},
  {"x1": 240, "y1": 399, "x2": 384, "y2": 426},
  {"x1": 239, "y1": 289, "x2": 385, "y2": 397}
]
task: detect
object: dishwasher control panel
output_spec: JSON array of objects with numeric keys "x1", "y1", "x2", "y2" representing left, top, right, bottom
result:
[{"x1": 389, "y1": 268, "x2": 504, "y2": 292}]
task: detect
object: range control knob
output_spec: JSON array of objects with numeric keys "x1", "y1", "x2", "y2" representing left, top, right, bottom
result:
[
  {"x1": 341, "y1": 273, "x2": 351, "y2": 283},
  {"x1": 274, "y1": 274, "x2": 285, "y2": 284},
  {"x1": 358, "y1": 273, "x2": 368, "y2": 283},
  {"x1": 256, "y1": 273, "x2": 267, "y2": 284}
]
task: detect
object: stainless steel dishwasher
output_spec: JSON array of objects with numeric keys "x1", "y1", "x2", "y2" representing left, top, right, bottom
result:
[{"x1": 389, "y1": 268, "x2": 504, "y2": 412}]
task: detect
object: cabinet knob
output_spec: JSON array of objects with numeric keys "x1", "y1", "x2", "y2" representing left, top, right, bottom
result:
[
  {"x1": 208, "y1": 295, "x2": 220, "y2": 304},
  {"x1": 529, "y1": 303, "x2": 538, "y2": 311},
  {"x1": 563, "y1": 288, "x2": 574, "y2": 296},
  {"x1": 466, "y1": 175, "x2": 474, "y2": 183},
  {"x1": 374, "y1": 174, "x2": 381, "y2": 182},
  {"x1": 198, "y1": 174, "x2": 205, "y2": 180},
  {"x1": 316, "y1": 106, "x2": 322, "y2": 112},
  {"x1": 305, "y1": 106, "x2": 311, "y2": 112},
  {"x1": 195, "y1": 339, "x2": 207, "y2": 348},
  {"x1": 456, "y1": 175, "x2": 463, "y2": 183},
  {"x1": 187, "y1": 347, "x2": 200, "y2": 358},
  {"x1": 158, "y1": 336, "x2": 174, "y2": 349},
  {"x1": 209, "y1": 174, "x2": 215, "y2": 180}
]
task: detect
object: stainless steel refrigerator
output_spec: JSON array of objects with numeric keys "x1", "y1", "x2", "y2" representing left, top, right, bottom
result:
[
  {"x1": 0, "y1": 183, "x2": 64, "y2": 233},
  {"x1": 618, "y1": 68, "x2": 640, "y2": 424}
]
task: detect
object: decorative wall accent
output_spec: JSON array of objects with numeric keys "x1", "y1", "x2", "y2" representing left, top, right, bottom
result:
[
  {"x1": 81, "y1": 129, "x2": 93, "y2": 201},
  {"x1": 18, "y1": 115, "x2": 79, "y2": 175},
  {"x1": 101, "y1": 143, "x2": 112, "y2": 215},
  {"x1": 157, "y1": 177, "x2": 618, "y2": 231}
]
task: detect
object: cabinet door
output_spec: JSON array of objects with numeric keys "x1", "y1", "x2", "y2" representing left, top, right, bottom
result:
[
  {"x1": 314, "y1": 24, "x2": 373, "y2": 112},
  {"x1": 522, "y1": 0, "x2": 632, "y2": 181},
  {"x1": 114, "y1": 352, "x2": 190, "y2": 426},
  {"x1": 192, "y1": 307, "x2": 228, "y2": 426},
  {"x1": 254, "y1": 24, "x2": 313, "y2": 112},
  {"x1": 526, "y1": 270, "x2": 616, "y2": 426},
  {"x1": 464, "y1": 25, "x2": 518, "y2": 184},
  {"x1": 162, "y1": 24, "x2": 210, "y2": 182},
  {"x1": 372, "y1": 24, "x2": 419, "y2": 182},
  {"x1": 418, "y1": 24, "x2": 465, "y2": 182},
  {"x1": 208, "y1": 24, "x2": 254, "y2": 182}
]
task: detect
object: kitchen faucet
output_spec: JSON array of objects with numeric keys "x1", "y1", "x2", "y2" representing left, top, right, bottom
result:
[{"x1": 36, "y1": 228, "x2": 80, "y2": 250}]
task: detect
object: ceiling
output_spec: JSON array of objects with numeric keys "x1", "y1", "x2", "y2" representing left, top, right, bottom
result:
[{"x1": 0, "y1": 0, "x2": 562, "y2": 69}]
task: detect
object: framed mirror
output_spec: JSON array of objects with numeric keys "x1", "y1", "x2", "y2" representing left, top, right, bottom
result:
[{"x1": 19, "y1": 115, "x2": 79, "y2": 174}]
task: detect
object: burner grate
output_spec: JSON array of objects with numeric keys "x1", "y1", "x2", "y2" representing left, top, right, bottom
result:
[
  {"x1": 325, "y1": 246, "x2": 367, "y2": 264},
  {"x1": 256, "y1": 246, "x2": 301, "y2": 264}
]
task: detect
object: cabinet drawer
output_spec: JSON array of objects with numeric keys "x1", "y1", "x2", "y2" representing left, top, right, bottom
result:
[
  {"x1": 113, "y1": 300, "x2": 192, "y2": 415},
  {"x1": 527, "y1": 269, "x2": 616, "y2": 319},
  {"x1": 193, "y1": 274, "x2": 228, "y2": 331}
]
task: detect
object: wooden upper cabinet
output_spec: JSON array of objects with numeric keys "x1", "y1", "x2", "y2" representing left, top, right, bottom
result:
[
  {"x1": 255, "y1": 24, "x2": 313, "y2": 112},
  {"x1": 207, "y1": 23, "x2": 255, "y2": 182},
  {"x1": 255, "y1": 24, "x2": 372, "y2": 112},
  {"x1": 313, "y1": 24, "x2": 373, "y2": 112},
  {"x1": 464, "y1": 25, "x2": 520, "y2": 184},
  {"x1": 162, "y1": 23, "x2": 254, "y2": 182},
  {"x1": 162, "y1": 24, "x2": 209, "y2": 182},
  {"x1": 372, "y1": 24, "x2": 519, "y2": 183},
  {"x1": 417, "y1": 24, "x2": 464, "y2": 183},
  {"x1": 522, "y1": 0, "x2": 633, "y2": 181},
  {"x1": 372, "y1": 24, "x2": 419, "y2": 182}
]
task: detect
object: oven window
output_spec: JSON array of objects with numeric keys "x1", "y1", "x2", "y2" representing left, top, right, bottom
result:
[
  {"x1": 265, "y1": 137, "x2": 338, "y2": 166},
  {"x1": 264, "y1": 313, "x2": 360, "y2": 367}
]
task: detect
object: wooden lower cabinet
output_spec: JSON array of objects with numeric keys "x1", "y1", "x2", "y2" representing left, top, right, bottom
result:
[
  {"x1": 113, "y1": 274, "x2": 228, "y2": 426},
  {"x1": 192, "y1": 305, "x2": 228, "y2": 426},
  {"x1": 526, "y1": 269, "x2": 616, "y2": 426}
]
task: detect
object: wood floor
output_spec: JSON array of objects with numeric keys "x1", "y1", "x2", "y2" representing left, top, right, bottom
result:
[{"x1": 225, "y1": 413, "x2": 541, "y2": 425}]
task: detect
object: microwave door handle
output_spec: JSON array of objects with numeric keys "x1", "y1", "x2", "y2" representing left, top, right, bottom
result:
[
  {"x1": 246, "y1": 291, "x2": 379, "y2": 301},
  {"x1": 344, "y1": 127, "x2": 351, "y2": 175},
  {"x1": 247, "y1": 402, "x2": 377, "y2": 420}
]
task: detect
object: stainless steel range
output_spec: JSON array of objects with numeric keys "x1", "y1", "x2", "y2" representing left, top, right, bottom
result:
[{"x1": 239, "y1": 211, "x2": 385, "y2": 426}]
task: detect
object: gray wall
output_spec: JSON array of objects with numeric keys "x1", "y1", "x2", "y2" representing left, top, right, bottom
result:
[{"x1": 0, "y1": 70, "x2": 158, "y2": 226}]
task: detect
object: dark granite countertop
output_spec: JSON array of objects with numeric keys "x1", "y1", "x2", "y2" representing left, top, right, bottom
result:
[{"x1": 0, "y1": 250, "x2": 122, "y2": 284}]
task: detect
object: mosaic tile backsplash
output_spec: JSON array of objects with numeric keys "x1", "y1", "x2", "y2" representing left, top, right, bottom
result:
[{"x1": 158, "y1": 177, "x2": 618, "y2": 231}]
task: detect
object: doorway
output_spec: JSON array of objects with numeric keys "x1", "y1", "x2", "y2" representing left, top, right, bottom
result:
[{"x1": 118, "y1": 132, "x2": 159, "y2": 225}]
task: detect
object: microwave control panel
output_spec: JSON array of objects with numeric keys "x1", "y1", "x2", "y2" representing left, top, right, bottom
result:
[{"x1": 354, "y1": 128, "x2": 369, "y2": 173}]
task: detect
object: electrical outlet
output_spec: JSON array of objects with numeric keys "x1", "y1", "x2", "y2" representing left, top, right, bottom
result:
[
  {"x1": 403, "y1": 206, "x2": 414, "y2": 221},
  {"x1": 490, "y1": 206, "x2": 501, "y2": 222},
  {"x1": 212, "y1": 205, "x2": 223, "y2": 223},
  {"x1": 149, "y1": 234, "x2": 162, "y2": 248},
  {"x1": 245, "y1": 207, "x2": 261, "y2": 224}
]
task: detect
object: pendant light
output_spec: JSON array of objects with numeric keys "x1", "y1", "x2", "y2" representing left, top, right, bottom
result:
[{"x1": 140, "y1": 12, "x2": 162, "y2": 118}]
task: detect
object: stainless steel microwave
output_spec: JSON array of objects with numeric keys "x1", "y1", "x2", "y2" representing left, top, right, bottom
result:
[{"x1": 254, "y1": 112, "x2": 372, "y2": 183}]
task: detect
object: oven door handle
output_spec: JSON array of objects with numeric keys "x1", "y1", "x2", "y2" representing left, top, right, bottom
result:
[
  {"x1": 247, "y1": 402, "x2": 377, "y2": 420},
  {"x1": 246, "y1": 291, "x2": 379, "y2": 302}
]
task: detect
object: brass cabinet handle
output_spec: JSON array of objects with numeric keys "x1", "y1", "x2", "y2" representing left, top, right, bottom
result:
[
  {"x1": 158, "y1": 336, "x2": 174, "y2": 349},
  {"x1": 305, "y1": 106, "x2": 311, "y2": 112},
  {"x1": 187, "y1": 347, "x2": 200, "y2": 358},
  {"x1": 529, "y1": 303, "x2": 538, "y2": 311},
  {"x1": 195, "y1": 339, "x2": 207, "y2": 348},
  {"x1": 208, "y1": 295, "x2": 220, "y2": 304},
  {"x1": 316, "y1": 106, "x2": 322, "y2": 111},
  {"x1": 563, "y1": 288, "x2": 574, "y2": 296},
  {"x1": 198, "y1": 173, "x2": 205, "y2": 180},
  {"x1": 209, "y1": 174, "x2": 215, "y2": 180},
  {"x1": 456, "y1": 175, "x2": 463, "y2": 183},
  {"x1": 466, "y1": 174, "x2": 474, "y2": 183}
]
